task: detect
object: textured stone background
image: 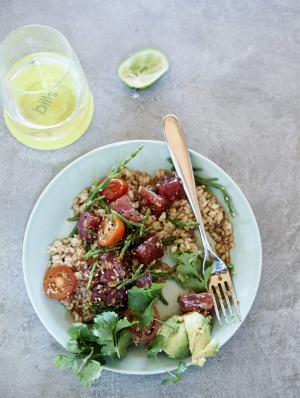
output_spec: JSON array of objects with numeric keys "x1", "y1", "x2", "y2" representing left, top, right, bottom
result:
[{"x1": 0, "y1": 1, "x2": 299, "y2": 397}]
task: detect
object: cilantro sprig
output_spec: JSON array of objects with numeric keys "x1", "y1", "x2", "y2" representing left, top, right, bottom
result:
[
  {"x1": 173, "y1": 252, "x2": 212, "y2": 292},
  {"x1": 147, "y1": 335, "x2": 187, "y2": 384},
  {"x1": 53, "y1": 312, "x2": 136, "y2": 388},
  {"x1": 128, "y1": 283, "x2": 164, "y2": 328}
]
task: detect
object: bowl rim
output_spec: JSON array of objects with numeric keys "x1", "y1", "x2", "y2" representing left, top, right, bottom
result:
[{"x1": 23, "y1": 139, "x2": 262, "y2": 375}]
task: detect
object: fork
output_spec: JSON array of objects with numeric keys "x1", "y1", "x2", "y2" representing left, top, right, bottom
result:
[{"x1": 162, "y1": 114, "x2": 241, "y2": 326}]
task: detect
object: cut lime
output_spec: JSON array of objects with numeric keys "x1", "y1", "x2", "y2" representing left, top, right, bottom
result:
[{"x1": 117, "y1": 48, "x2": 169, "y2": 89}]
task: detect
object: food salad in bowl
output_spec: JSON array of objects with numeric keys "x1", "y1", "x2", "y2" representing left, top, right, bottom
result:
[{"x1": 23, "y1": 141, "x2": 262, "y2": 387}]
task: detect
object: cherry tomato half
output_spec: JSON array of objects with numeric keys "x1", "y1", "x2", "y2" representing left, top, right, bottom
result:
[
  {"x1": 43, "y1": 265, "x2": 77, "y2": 300},
  {"x1": 124, "y1": 306, "x2": 160, "y2": 344},
  {"x1": 99, "y1": 178, "x2": 129, "y2": 202},
  {"x1": 97, "y1": 214, "x2": 125, "y2": 247}
]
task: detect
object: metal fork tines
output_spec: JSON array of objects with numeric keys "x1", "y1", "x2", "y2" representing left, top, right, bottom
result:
[
  {"x1": 162, "y1": 114, "x2": 241, "y2": 326},
  {"x1": 208, "y1": 255, "x2": 240, "y2": 326}
]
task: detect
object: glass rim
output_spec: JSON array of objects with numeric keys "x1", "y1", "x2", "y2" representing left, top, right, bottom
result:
[{"x1": 0, "y1": 24, "x2": 74, "y2": 95}]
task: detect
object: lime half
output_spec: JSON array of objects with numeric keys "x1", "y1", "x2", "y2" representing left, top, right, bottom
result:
[{"x1": 117, "y1": 48, "x2": 169, "y2": 89}]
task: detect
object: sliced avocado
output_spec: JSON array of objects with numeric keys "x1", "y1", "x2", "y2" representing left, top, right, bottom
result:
[
  {"x1": 183, "y1": 312, "x2": 218, "y2": 366},
  {"x1": 159, "y1": 315, "x2": 190, "y2": 359}
]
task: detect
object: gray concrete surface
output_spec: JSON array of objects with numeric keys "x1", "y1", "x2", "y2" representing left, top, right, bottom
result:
[{"x1": 0, "y1": 1, "x2": 299, "y2": 397}]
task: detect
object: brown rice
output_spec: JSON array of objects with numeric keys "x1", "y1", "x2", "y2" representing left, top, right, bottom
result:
[{"x1": 47, "y1": 168, "x2": 235, "y2": 323}]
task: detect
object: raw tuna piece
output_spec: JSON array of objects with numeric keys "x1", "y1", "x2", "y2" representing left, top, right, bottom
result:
[
  {"x1": 98, "y1": 251, "x2": 126, "y2": 285},
  {"x1": 78, "y1": 211, "x2": 101, "y2": 243},
  {"x1": 92, "y1": 285, "x2": 128, "y2": 307},
  {"x1": 110, "y1": 195, "x2": 141, "y2": 223},
  {"x1": 133, "y1": 235, "x2": 164, "y2": 265},
  {"x1": 178, "y1": 293, "x2": 214, "y2": 316},
  {"x1": 156, "y1": 174, "x2": 184, "y2": 201},
  {"x1": 139, "y1": 186, "x2": 169, "y2": 217},
  {"x1": 81, "y1": 259, "x2": 101, "y2": 289},
  {"x1": 135, "y1": 273, "x2": 152, "y2": 288}
]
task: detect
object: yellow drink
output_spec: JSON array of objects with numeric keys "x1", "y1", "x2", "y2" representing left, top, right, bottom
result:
[{"x1": 3, "y1": 52, "x2": 94, "y2": 150}]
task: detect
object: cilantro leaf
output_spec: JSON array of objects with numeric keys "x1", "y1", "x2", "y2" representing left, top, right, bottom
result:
[
  {"x1": 128, "y1": 283, "x2": 164, "y2": 314},
  {"x1": 115, "y1": 329, "x2": 132, "y2": 359},
  {"x1": 100, "y1": 341, "x2": 118, "y2": 357},
  {"x1": 161, "y1": 361, "x2": 187, "y2": 385},
  {"x1": 75, "y1": 347, "x2": 93, "y2": 361},
  {"x1": 200, "y1": 265, "x2": 213, "y2": 291},
  {"x1": 53, "y1": 311, "x2": 134, "y2": 387},
  {"x1": 174, "y1": 252, "x2": 212, "y2": 292},
  {"x1": 115, "y1": 317, "x2": 135, "y2": 334},
  {"x1": 93, "y1": 312, "x2": 135, "y2": 360},
  {"x1": 147, "y1": 335, "x2": 166, "y2": 357},
  {"x1": 53, "y1": 354, "x2": 77, "y2": 372},
  {"x1": 93, "y1": 312, "x2": 118, "y2": 343},
  {"x1": 68, "y1": 323, "x2": 97, "y2": 342},
  {"x1": 176, "y1": 252, "x2": 201, "y2": 276},
  {"x1": 181, "y1": 277, "x2": 205, "y2": 291},
  {"x1": 140, "y1": 301, "x2": 155, "y2": 329},
  {"x1": 66, "y1": 340, "x2": 80, "y2": 354},
  {"x1": 76, "y1": 359, "x2": 102, "y2": 388}
]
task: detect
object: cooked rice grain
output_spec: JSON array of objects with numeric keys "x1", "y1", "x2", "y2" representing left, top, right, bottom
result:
[{"x1": 47, "y1": 168, "x2": 235, "y2": 322}]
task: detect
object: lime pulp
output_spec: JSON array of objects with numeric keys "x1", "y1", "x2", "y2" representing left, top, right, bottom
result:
[{"x1": 117, "y1": 48, "x2": 169, "y2": 89}]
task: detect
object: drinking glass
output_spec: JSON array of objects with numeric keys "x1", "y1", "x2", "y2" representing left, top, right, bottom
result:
[{"x1": 0, "y1": 25, "x2": 94, "y2": 150}]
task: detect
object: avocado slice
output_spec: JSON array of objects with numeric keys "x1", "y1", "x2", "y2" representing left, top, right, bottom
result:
[
  {"x1": 182, "y1": 312, "x2": 218, "y2": 366},
  {"x1": 158, "y1": 315, "x2": 190, "y2": 359}
]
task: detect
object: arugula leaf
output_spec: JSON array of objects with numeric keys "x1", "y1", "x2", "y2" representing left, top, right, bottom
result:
[{"x1": 128, "y1": 283, "x2": 164, "y2": 314}]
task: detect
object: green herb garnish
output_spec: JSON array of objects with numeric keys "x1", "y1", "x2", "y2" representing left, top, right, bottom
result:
[
  {"x1": 53, "y1": 312, "x2": 136, "y2": 387},
  {"x1": 86, "y1": 260, "x2": 99, "y2": 290},
  {"x1": 167, "y1": 156, "x2": 235, "y2": 218},
  {"x1": 147, "y1": 335, "x2": 187, "y2": 384},
  {"x1": 85, "y1": 245, "x2": 122, "y2": 259},
  {"x1": 174, "y1": 252, "x2": 212, "y2": 292},
  {"x1": 69, "y1": 146, "x2": 144, "y2": 237},
  {"x1": 110, "y1": 210, "x2": 143, "y2": 229},
  {"x1": 128, "y1": 283, "x2": 164, "y2": 328},
  {"x1": 194, "y1": 175, "x2": 235, "y2": 218},
  {"x1": 168, "y1": 218, "x2": 199, "y2": 228}
]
